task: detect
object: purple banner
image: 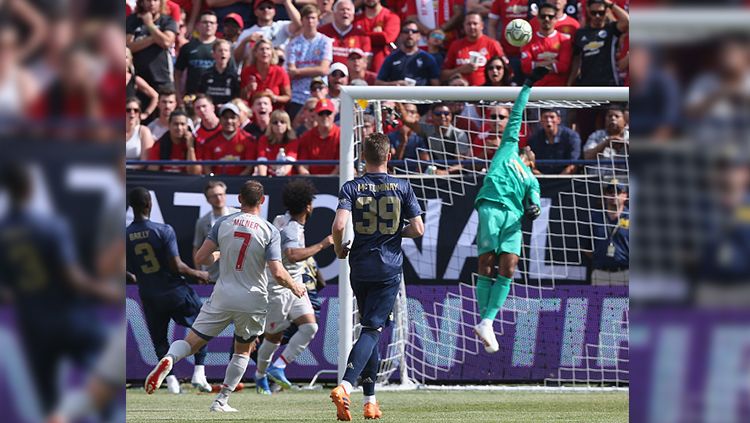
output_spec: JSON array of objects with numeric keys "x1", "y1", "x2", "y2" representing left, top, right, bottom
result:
[{"x1": 126, "y1": 284, "x2": 628, "y2": 383}]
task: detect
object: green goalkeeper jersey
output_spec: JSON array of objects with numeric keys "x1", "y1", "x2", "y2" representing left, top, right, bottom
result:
[{"x1": 474, "y1": 85, "x2": 541, "y2": 217}]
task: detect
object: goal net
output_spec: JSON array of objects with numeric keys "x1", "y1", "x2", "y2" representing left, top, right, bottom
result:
[{"x1": 336, "y1": 86, "x2": 629, "y2": 388}]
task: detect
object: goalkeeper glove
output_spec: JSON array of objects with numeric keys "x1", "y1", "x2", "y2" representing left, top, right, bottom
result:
[
  {"x1": 524, "y1": 66, "x2": 550, "y2": 87},
  {"x1": 524, "y1": 202, "x2": 541, "y2": 221}
]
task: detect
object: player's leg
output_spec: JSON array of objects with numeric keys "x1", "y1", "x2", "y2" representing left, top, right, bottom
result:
[
  {"x1": 486, "y1": 215, "x2": 523, "y2": 323},
  {"x1": 268, "y1": 294, "x2": 318, "y2": 389},
  {"x1": 360, "y1": 344, "x2": 382, "y2": 419},
  {"x1": 175, "y1": 287, "x2": 212, "y2": 392},
  {"x1": 475, "y1": 201, "x2": 502, "y2": 318},
  {"x1": 253, "y1": 292, "x2": 289, "y2": 394},
  {"x1": 142, "y1": 297, "x2": 181, "y2": 393},
  {"x1": 210, "y1": 312, "x2": 263, "y2": 412}
]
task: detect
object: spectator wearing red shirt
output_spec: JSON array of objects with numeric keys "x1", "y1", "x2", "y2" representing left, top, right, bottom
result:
[
  {"x1": 240, "y1": 39, "x2": 292, "y2": 109},
  {"x1": 256, "y1": 109, "x2": 300, "y2": 176},
  {"x1": 147, "y1": 110, "x2": 202, "y2": 174},
  {"x1": 441, "y1": 12, "x2": 504, "y2": 86},
  {"x1": 192, "y1": 94, "x2": 222, "y2": 152},
  {"x1": 201, "y1": 103, "x2": 257, "y2": 175},
  {"x1": 297, "y1": 99, "x2": 340, "y2": 175},
  {"x1": 319, "y1": 0, "x2": 372, "y2": 66},
  {"x1": 354, "y1": 0, "x2": 401, "y2": 71},
  {"x1": 346, "y1": 48, "x2": 377, "y2": 85},
  {"x1": 487, "y1": 0, "x2": 529, "y2": 83},
  {"x1": 472, "y1": 105, "x2": 510, "y2": 162},
  {"x1": 521, "y1": 3, "x2": 573, "y2": 86},
  {"x1": 221, "y1": 13, "x2": 243, "y2": 45},
  {"x1": 530, "y1": 0, "x2": 580, "y2": 37}
]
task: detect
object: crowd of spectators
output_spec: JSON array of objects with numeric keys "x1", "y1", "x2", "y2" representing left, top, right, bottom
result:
[{"x1": 124, "y1": 0, "x2": 630, "y2": 176}]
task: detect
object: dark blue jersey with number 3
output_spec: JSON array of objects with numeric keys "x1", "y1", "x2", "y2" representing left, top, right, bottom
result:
[
  {"x1": 338, "y1": 173, "x2": 422, "y2": 282},
  {"x1": 126, "y1": 219, "x2": 186, "y2": 298}
]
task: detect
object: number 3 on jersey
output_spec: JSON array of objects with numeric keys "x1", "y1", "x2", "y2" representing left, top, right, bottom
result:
[
  {"x1": 234, "y1": 231, "x2": 253, "y2": 270},
  {"x1": 355, "y1": 196, "x2": 401, "y2": 235}
]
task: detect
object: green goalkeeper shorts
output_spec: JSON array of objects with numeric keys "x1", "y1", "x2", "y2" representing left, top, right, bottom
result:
[{"x1": 476, "y1": 200, "x2": 522, "y2": 256}]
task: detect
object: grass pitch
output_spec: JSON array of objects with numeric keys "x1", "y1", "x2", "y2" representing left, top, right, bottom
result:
[{"x1": 126, "y1": 384, "x2": 628, "y2": 422}]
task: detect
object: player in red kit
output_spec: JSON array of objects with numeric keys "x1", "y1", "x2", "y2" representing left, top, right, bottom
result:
[
  {"x1": 521, "y1": 3, "x2": 573, "y2": 86},
  {"x1": 441, "y1": 12, "x2": 505, "y2": 86}
]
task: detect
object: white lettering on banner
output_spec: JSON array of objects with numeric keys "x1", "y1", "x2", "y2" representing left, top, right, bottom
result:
[
  {"x1": 67, "y1": 167, "x2": 122, "y2": 210},
  {"x1": 559, "y1": 298, "x2": 588, "y2": 367},
  {"x1": 512, "y1": 298, "x2": 561, "y2": 367},
  {"x1": 598, "y1": 298, "x2": 629, "y2": 366},
  {"x1": 402, "y1": 199, "x2": 441, "y2": 279},
  {"x1": 648, "y1": 326, "x2": 688, "y2": 423},
  {"x1": 407, "y1": 296, "x2": 462, "y2": 368},
  {"x1": 703, "y1": 327, "x2": 750, "y2": 423},
  {"x1": 313, "y1": 194, "x2": 340, "y2": 281}
]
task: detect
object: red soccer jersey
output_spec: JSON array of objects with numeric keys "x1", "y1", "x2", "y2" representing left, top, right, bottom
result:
[
  {"x1": 201, "y1": 129, "x2": 257, "y2": 175},
  {"x1": 488, "y1": 0, "x2": 530, "y2": 56},
  {"x1": 319, "y1": 24, "x2": 373, "y2": 65},
  {"x1": 444, "y1": 35, "x2": 504, "y2": 86},
  {"x1": 530, "y1": 14, "x2": 580, "y2": 38},
  {"x1": 240, "y1": 65, "x2": 290, "y2": 106},
  {"x1": 194, "y1": 121, "x2": 222, "y2": 158},
  {"x1": 298, "y1": 125, "x2": 341, "y2": 175},
  {"x1": 256, "y1": 135, "x2": 301, "y2": 176},
  {"x1": 354, "y1": 7, "x2": 401, "y2": 71},
  {"x1": 520, "y1": 30, "x2": 573, "y2": 86},
  {"x1": 147, "y1": 137, "x2": 190, "y2": 173}
]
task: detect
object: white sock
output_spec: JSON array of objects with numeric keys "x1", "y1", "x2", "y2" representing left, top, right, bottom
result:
[
  {"x1": 363, "y1": 395, "x2": 376, "y2": 405},
  {"x1": 480, "y1": 318, "x2": 494, "y2": 327},
  {"x1": 341, "y1": 380, "x2": 354, "y2": 394},
  {"x1": 193, "y1": 364, "x2": 205, "y2": 379},
  {"x1": 255, "y1": 339, "x2": 280, "y2": 377},
  {"x1": 55, "y1": 389, "x2": 93, "y2": 420},
  {"x1": 222, "y1": 354, "x2": 249, "y2": 393},
  {"x1": 280, "y1": 323, "x2": 317, "y2": 366},
  {"x1": 166, "y1": 340, "x2": 192, "y2": 363}
]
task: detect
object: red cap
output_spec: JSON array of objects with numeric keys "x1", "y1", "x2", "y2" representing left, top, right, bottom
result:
[
  {"x1": 223, "y1": 13, "x2": 244, "y2": 29},
  {"x1": 315, "y1": 98, "x2": 336, "y2": 114},
  {"x1": 254, "y1": 0, "x2": 273, "y2": 9}
]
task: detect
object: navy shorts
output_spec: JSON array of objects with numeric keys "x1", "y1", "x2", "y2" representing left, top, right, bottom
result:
[{"x1": 351, "y1": 274, "x2": 401, "y2": 330}]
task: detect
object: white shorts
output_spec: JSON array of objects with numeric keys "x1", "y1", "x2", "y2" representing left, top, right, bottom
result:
[
  {"x1": 192, "y1": 298, "x2": 266, "y2": 342},
  {"x1": 264, "y1": 289, "x2": 314, "y2": 334}
]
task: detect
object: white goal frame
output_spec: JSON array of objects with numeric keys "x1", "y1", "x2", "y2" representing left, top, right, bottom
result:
[{"x1": 336, "y1": 86, "x2": 630, "y2": 384}]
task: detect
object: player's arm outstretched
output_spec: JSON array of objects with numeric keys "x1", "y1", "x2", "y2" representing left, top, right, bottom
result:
[{"x1": 166, "y1": 225, "x2": 210, "y2": 283}]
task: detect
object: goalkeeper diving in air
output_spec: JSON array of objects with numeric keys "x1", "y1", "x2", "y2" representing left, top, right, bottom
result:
[{"x1": 473, "y1": 66, "x2": 549, "y2": 353}]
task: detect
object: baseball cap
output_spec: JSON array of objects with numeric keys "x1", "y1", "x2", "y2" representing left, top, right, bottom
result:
[
  {"x1": 347, "y1": 48, "x2": 366, "y2": 58},
  {"x1": 219, "y1": 103, "x2": 241, "y2": 117},
  {"x1": 310, "y1": 76, "x2": 327, "y2": 89},
  {"x1": 223, "y1": 13, "x2": 244, "y2": 29},
  {"x1": 315, "y1": 98, "x2": 336, "y2": 114},
  {"x1": 254, "y1": 0, "x2": 273, "y2": 9},
  {"x1": 329, "y1": 62, "x2": 349, "y2": 77}
]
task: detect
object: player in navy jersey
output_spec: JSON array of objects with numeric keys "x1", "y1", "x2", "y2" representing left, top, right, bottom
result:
[
  {"x1": 0, "y1": 164, "x2": 119, "y2": 414},
  {"x1": 126, "y1": 187, "x2": 212, "y2": 393},
  {"x1": 330, "y1": 133, "x2": 424, "y2": 421}
]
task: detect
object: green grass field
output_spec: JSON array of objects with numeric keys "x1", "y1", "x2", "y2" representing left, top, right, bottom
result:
[{"x1": 126, "y1": 384, "x2": 628, "y2": 422}]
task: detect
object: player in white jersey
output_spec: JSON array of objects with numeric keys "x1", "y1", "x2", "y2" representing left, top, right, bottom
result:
[
  {"x1": 144, "y1": 180, "x2": 306, "y2": 412},
  {"x1": 254, "y1": 179, "x2": 333, "y2": 394}
]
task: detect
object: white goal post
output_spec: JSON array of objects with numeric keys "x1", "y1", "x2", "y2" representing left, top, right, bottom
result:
[{"x1": 336, "y1": 85, "x2": 630, "y2": 384}]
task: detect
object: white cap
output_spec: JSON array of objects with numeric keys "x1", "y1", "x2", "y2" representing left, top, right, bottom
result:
[
  {"x1": 329, "y1": 62, "x2": 349, "y2": 77},
  {"x1": 219, "y1": 103, "x2": 241, "y2": 116}
]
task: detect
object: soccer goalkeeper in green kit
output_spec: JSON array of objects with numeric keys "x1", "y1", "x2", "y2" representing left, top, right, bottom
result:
[{"x1": 473, "y1": 67, "x2": 549, "y2": 353}]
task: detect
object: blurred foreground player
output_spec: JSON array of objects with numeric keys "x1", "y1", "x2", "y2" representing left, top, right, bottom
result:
[
  {"x1": 126, "y1": 187, "x2": 212, "y2": 393},
  {"x1": 330, "y1": 133, "x2": 424, "y2": 420},
  {"x1": 473, "y1": 67, "x2": 548, "y2": 353},
  {"x1": 144, "y1": 181, "x2": 305, "y2": 412},
  {"x1": 254, "y1": 179, "x2": 332, "y2": 394},
  {"x1": 0, "y1": 164, "x2": 119, "y2": 414}
]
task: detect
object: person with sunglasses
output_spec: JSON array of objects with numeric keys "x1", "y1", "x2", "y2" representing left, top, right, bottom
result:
[
  {"x1": 375, "y1": 20, "x2": 440, "y2": 87},
  {"x1": 471, "y1": 104, "x2": 511, "y2": 162},
  {"x1": 567, "y1": 0, "x2": 629, "y2": 87},
  {"x1": 529, "y1": 0, "x2": 580, "y2": 37},
  {"x1": 402, "y1": 103, "x2": 471, "y2": 175},
  {"x1": 483, "y1": 55, "x2": 515, "y2": 87},
  {"x1": 441, "y1": 12, "x2": 504, "y2": 86},
  {"x1": 520, "y1": 2, "x2": 573, "y2": 86}
]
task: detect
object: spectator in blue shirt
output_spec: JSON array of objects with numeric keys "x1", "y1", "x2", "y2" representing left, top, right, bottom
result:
[
  {"x1": 590, "y1": 178, "x2": 629, "y2": 286},
  {"x1": 375, "y1": 20, "x2": 440, "y2": 87},
  {"x1": 527, "y1": 109, "x2": 581, "y2": 175},
  {"x1": 389, "y1": 103, "x2": 425, "y2": 172},
  {"x1": 629, "y1": 45, "x2": 680, "y2": 141}
]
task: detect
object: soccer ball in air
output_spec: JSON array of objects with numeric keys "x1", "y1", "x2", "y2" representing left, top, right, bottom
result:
[{"x1": 505, "y1": 19, "x2": 532, "y2": 47}]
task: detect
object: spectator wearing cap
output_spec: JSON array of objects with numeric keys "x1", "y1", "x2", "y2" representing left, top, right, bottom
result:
[
  {"x1": 297, "y1": 99, "x2": 340, "y2": 175},
  {"x1": 441, "y1": 12, "x2": 505, "y2": 86},
  {"x1": 147, "y1": 110, "x2": 202, "y2": 175},
  {"x1": 205, "y1": 0, "x2": 253, "y2": 35},
  {"x1": 376, "y1": 20, "x2": 440, "y2": 87},
  {"x1": 234, "y1": 0, "x2": 302, "y2": 66},
  {"x1": 354, "y1": 0, "x2": 401, "y2": 71},
  {"x1": 589, "y1": 179, "x2": 629, "y2": 286},
  {"x1": 520, "y1": 3, "x2": 573, "y2": 86},
  {"x1": 198, "y1": 39, "x2": 240, "y2": 105},
  {"x1": 126, "y1": 0, "x2": 178, "y2": 91},
  {"x1": 487, "y1": 0, "x2": 529, "y2": 84},
  {"x1": 286, "y1": 5, "x2": 333, "y2": 119},
  {"x1": 319, "y1": 0, "x2": 372, "y2": 66},
  {"x1": 584, "y1": 105, "x2": 628, "y2": 160},
  {"x1": 530, "y1": 0, "x2": 580, "y2": 37},
  {"x1": 568, "y1": 0, "x2": 629, "y2": 87},
  {"x1": 243, "y1": 93, "x2": 273, "y2": 138},
  {"x1": 309, "y1": 77, "x2": 329, "y2": 100},
  {"x1": 293, "y1": 97, "x2": 320, "y2": 135},
  {"x1": 327, "y1": 62, "x2": 348, "y2": 105},
  {"x1": 426, "y1": 29, "x2": 446, "y2": 68},
  {"x1": 200, "y1": 102, "x2": 257, "y2": 175},
  {"x1": 256, "y1": 109, "x2": 300, "y2": 176},
  {"x1": 347, "y1": 48, "x2": 377, "y2": 85},
  {"x1": 221, "y1": 13, "x2": 243, "y2": 46},
  {"x1": 240, "y1": 39, "x2": 291, "y2": 109},
  {"x1": 526, "y1": 108, "x2": 581, "y2": 175},
  {"x1": 175, "y1": 10, "x2": 218, "y2": 102}
]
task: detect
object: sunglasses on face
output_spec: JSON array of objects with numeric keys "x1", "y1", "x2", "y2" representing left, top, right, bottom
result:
[
  {"x1": 490, "y1": 114, "x2": 508, "y2": 120},
  {"x1": 401, "y1": 28, "x2": 419, "y2": 34},
  {"x1": 589, "y1": 10, "x2": 606, "y2": 17},
  {"x1": 126, "y1": 107, "x2": 140, "y2": 113},
  {"x1": 430, "y1": 32, "x2": 445, "y2": 40},
  {"x1": 318, "y1": 111, "x2": 333, "y2": 116},
  {"x1": 258, "y1": 3, "x2": 274, "y2": 9},
  {"x1": 433, "y1": 111, "x2": 451, "y2": 116},
  {"x1": 539, "y1": 14, "x2": 555, "y2": 20}
]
